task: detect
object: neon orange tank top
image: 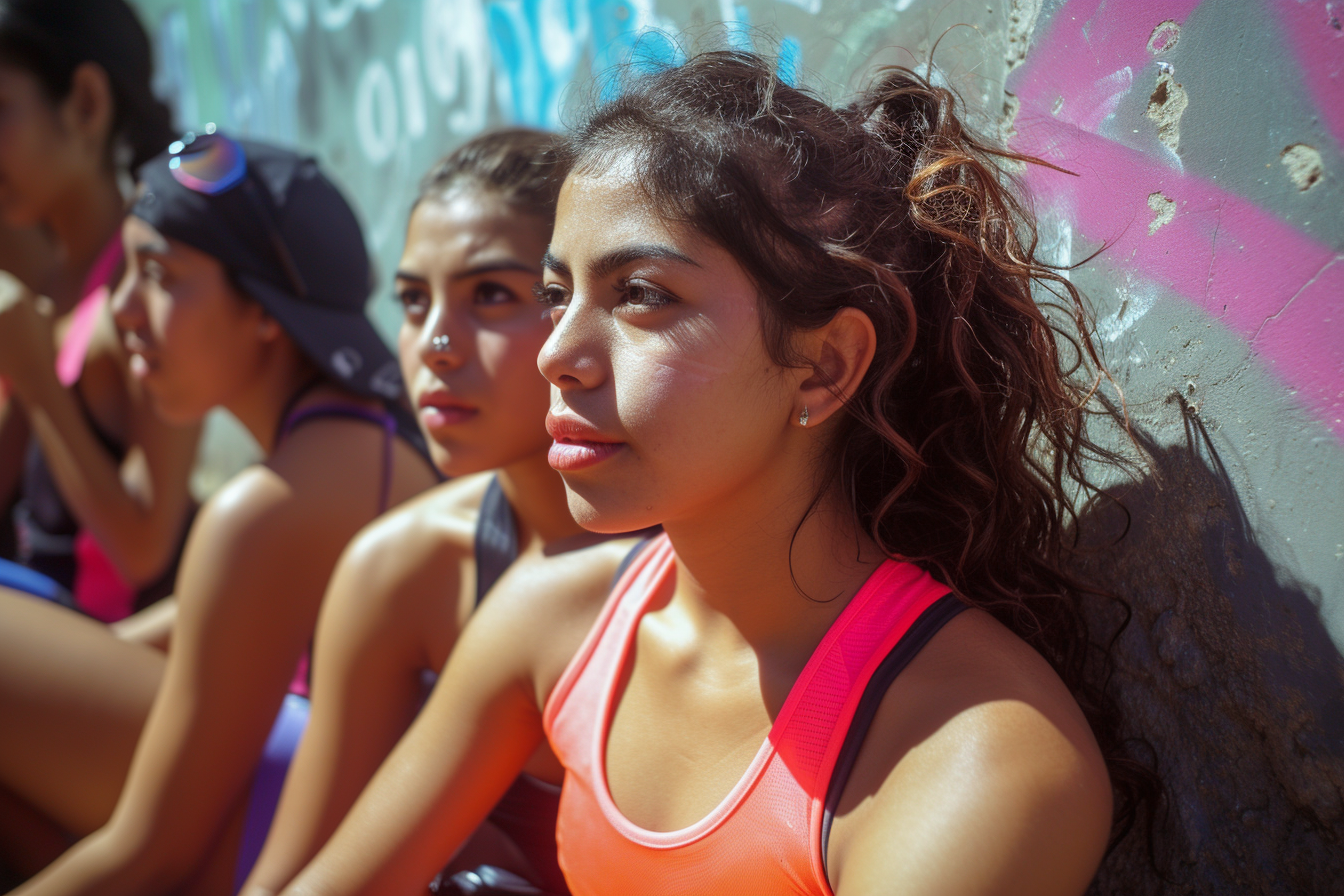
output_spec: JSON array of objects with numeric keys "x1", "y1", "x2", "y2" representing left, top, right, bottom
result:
[{"x1": 543, "y1": 534, "x2": 957, "y2": 896}]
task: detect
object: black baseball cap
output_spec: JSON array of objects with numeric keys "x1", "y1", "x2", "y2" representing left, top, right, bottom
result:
[{"x1": 132, "y1": 132, "x2": 405, "y2": 401}]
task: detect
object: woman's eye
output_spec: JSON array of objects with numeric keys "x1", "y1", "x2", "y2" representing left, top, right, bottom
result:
[
  {"x1": 533, "y1": 282, "x2": 569, "y2": 307},
  {"x1": 142, "y1": 259, "x2": 166, "y2": 283},
  {"x1": 397, "y1": 287, "x2": 429, "y2": 318},
  {"x1": 620, "y1": 281, "x2": 673, "y2": 310},
  {"x1": 474, "y1": 281, "x2": 517, "y2": 306},
  {"x1": 534, "y1": 283, "x2": 569, "y2": 325}
]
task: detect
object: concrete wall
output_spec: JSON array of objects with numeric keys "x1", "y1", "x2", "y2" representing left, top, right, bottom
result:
[{"x1": 127, "y1": 0, "x2": 1344, "y2": 891}]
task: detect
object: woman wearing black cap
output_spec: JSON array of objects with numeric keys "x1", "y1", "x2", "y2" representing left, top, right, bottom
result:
[
  {"x1": 0, "y1": 133, "x2": 438, "y2": 894},
  {"x1": 0, "y1": 0, "x2": 199, "y2": 623}
]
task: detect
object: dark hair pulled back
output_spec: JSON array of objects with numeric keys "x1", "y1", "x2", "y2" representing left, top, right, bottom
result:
[
  {"x1": 416, "y1": 128, "x2": 569, "y2": 222},
  {"x1": 566, "y1": 49, "x2": 1156, "y2": 847},
  {"x1": 0, "y1": 0, "x2": 175, "y2": 170}
]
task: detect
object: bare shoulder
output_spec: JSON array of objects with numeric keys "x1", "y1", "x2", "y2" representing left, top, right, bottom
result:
[
  {"x1": 319, "y1": 475, "x2": 492, "y2": 661},
  {"x1": 170, "y1": 464, "x2": 328, "y2": 636},
  {"x1": 828, "y1": 608, "x2": 1113, "y2": 896},
  {"x1": 468, "y1": 536, "x2": 645, "y2": 708},
  {"x1": 264, "y1": 403, "x2": 431, "y2": 513},
  {"x1": 340, "y1": 473, "x2": 491, "y2": 580},
  {"x1": 190, "y1": 463, "x2": 298, "y2": 548}
]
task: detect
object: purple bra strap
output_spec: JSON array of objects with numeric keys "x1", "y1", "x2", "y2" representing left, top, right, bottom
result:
[{"x1": 277, "y1": 403, "x2": 397, "y2": 512}]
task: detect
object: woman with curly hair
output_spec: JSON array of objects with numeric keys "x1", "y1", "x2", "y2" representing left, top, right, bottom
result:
[{"x1": 275, "y1": 50, "x2": 1148, "y2": 896}]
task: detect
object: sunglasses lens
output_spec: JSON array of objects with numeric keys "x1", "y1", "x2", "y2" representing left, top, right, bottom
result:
[{"x1": 168, "y1": 134, "x2": 246, "y2": 195}]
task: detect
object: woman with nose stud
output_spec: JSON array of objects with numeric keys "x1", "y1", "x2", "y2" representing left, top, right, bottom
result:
[
  {"x1": 242, "y1": 130, "x2": 650, "y2": 896},
  {"x1": 0, "y1": 133, "x2": 437, "y2": 895}
]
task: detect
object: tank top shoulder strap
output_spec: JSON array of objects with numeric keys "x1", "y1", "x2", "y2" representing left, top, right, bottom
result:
[
  {"x1": 276, "y1": 396, "x2": 397, "y2": 513},
  {"x1": 543, "y1": 532, "x2": 674, "y2": 734},
  {"x1": 474, "y1": 475, "x2": 519, "y2": 606},
  {"x1": 818, "y1": 591, "x2": 966, "y2": 873}
]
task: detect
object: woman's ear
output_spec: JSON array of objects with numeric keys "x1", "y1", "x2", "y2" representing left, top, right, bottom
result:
[
  {"x1": 62, "y1": 62, "x2": 115, "y2": 160},
  {"x1": 794, "y1": 306, "x2": 877, "y2": 428}
]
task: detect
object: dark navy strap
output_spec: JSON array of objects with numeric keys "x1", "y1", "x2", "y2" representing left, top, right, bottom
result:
[
  {"x1": 474, "y1": 475, "x2": 520, "y2": 606},
  {"x1": 278, "y1": 402, "x2": 397, "y2": 513},
  {"x1": 819, "y1": 592, "x2": 967, "y2": 873}
]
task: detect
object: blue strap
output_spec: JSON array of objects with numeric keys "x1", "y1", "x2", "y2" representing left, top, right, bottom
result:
[{"x1": 0, "y1": 557, "x2": 66, "y2": 602}]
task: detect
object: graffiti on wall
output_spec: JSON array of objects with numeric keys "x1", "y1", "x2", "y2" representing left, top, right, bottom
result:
[
  {"x1": 1005, "y1": 0, "x2": 1343, "y2": 444},
  {"x1": 138, "y1": 0, "x2": 814, "y2": 269},
  {"x1": 133, "y1": 0, "x2": 1340, "y2": 452}
]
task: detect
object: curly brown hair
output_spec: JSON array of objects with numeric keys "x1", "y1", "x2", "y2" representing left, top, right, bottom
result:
[{"x1": 565, "y1": 49, "x2": 1157, "y2": 849}]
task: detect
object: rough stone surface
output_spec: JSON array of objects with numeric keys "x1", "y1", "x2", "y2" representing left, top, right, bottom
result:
[
  {"x1": 1071, "y1": 409, "x2": 1344, "y2": 894},
  {"x1": 1146, "y1": 70, "x2": 1189, "y2": 153},
  {"x1": 1281, "y1": 144, "x2": 1325, "y2": 192},
  {"x1": 1146, "y1": 192, "x2": 1176, "y2": 235}
]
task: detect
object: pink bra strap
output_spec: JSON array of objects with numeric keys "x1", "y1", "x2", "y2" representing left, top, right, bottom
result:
[
  {"x1": 55, "y1": 288, "x2": 107, "y2": 388},
  {"x1": 55, "y1": 238, "x2": 125, "y2": 388}
]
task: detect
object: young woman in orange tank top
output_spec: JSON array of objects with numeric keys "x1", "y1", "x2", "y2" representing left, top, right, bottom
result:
[{"x1": 277, "y1": 51, "x2": 1155, "y2": 896}]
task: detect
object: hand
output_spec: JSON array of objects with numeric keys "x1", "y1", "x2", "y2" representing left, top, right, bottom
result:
[{"x1": 0, "y1": 270, "x2": 57, "y2": 391}]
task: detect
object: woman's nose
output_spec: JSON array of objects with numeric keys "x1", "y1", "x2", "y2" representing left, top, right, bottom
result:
[
  {"x1": 419, "y1": 303, "x2": 465, "y2": 371},
  {"x1": 108, "y1": 269, "x2": 145, "y2": 333},
  {"x1": 538, "y1": 297, "x2": 604, "y2": 391}
]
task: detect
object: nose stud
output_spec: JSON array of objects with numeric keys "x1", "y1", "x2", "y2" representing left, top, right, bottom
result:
[{"x1": 430, "y1": 334, "x2": 450, "y2": 352}]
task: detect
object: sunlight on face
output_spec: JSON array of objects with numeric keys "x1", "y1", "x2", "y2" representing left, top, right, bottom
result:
[
  {"x1": 395, "y1": 189, "x2": 555, "y2": 477},
  {"x1": 112, "y1": 215, "x2": 267, "y2": 424},
  {"x1": 538, "y1": 170, "x2": 797, "y2": 534}
]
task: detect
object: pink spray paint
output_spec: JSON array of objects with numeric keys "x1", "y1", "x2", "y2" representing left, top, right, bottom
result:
[{"x1": 1008, "y1": 0, "x2": 1344, "y2": 439}]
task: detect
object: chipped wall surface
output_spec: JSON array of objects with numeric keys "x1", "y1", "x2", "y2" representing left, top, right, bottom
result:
[{"x1": 128, "y1": 0, "x2": 1342, "y2": 891}]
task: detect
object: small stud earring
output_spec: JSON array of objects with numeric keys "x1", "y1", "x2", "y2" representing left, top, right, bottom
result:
[
  {"x1": 430, "y1": 334, "x2": 450, "y2": 352},
  {"x1": 798, "y1": 406, "x2": 809, "y2": 427}
]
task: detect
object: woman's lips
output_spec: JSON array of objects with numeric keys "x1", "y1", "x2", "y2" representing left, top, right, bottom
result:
[
  {"x1": 545, "y1": 412, "x2": 624, "y2": 471},
  {"x1": 417, "y1": 393, "x2": 478, "y2": 428}
]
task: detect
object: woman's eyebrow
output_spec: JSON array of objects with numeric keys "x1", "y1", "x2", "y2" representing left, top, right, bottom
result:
[
  {"x1": 449, "y1": 260, "x2": 539, "y2": 282},
  {"x1": 132, "y1": 237, "x2": 171, "y2": 257},
  {"x1": 589, "y1": 244, "x2": 699, "y2": 280},
  {"x1": 541, "y1": 250, "x2": 570, "y2": 277},
  {"x1": 541, "y1": 244, "x2": 699, "y2": 280}
]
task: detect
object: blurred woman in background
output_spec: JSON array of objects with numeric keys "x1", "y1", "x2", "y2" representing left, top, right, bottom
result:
[
  {"x1": 0, "y1": 0, "x2": 198, "y2": 623},
  {"x1": 0, "y1": 133, "x2": 438, "y2": 893},
  {"x1": 242, "y1": 130, "x2": 647, "y2": 896}
]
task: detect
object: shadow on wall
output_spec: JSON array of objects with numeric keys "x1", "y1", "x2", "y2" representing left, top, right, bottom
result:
[{"x1": 1072, "y1": 402, "x2": 1344, "y2": 895}]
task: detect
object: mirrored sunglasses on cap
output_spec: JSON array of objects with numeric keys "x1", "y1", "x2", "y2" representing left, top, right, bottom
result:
[{"x1": 168, "y1": 126, "x2": 310, "y2": 300}]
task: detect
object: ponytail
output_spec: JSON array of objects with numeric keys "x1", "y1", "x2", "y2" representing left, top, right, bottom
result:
[{"x1": 567, "y1": 49, "x2": 1159, "y2": 850}]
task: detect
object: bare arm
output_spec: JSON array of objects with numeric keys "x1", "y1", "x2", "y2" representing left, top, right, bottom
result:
[
  {"x1": 12, "y1": 457, "x2": 359, "y2": 896},
  {"x1": 829, "y1": 610, "x2": 1114, "y2": 896},
  {"x1": 276, "y1": 545, "x2": 619, "y2": 896},
  {"x1": 0, "y1": 278, "x2": 198, "y2": 586},
  {"x1": 243, "y1": 482, "x2": 478, "y2": 895}
]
